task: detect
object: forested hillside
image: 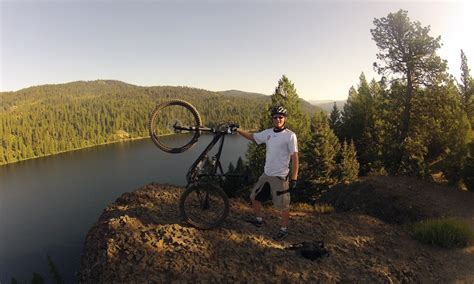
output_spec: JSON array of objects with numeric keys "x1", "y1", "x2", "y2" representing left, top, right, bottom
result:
[{"x1": 0, "y1": 80, "x2": 319, "y2": 165}]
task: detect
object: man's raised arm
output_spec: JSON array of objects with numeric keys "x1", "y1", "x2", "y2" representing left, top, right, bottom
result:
[{"x1": 236, "y1": 129, "x2": 255, "y2": 142}]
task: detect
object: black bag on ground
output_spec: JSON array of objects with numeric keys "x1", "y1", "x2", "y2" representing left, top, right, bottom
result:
[{"x1": 286, "y1": 240, "x2": 329, "y2": 261}]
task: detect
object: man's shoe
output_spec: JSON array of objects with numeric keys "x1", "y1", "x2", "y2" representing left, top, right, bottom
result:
[
  {"x1": 244, "y1": 217, "x2": 264, "y2": 227},
  {"x1": 273, "y1": 229, "x2": 289, "y2": 241}
]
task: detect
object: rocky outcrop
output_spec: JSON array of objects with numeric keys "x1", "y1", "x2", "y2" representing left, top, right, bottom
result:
[{"x1": 78, "y1": 180, "x2": 474, "y2": 283}]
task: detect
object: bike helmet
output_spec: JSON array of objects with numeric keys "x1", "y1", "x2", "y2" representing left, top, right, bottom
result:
[{"x1": 270, "y1": 106, "x2": 288, "y2": 117}]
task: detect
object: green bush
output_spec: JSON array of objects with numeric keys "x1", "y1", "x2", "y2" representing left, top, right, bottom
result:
[
  {"x1": 462, "y1": 156, "x2": 474, "y2": 191},
  {"x1": 409, "y1": 218, "x2": 474, "y2": 248}
]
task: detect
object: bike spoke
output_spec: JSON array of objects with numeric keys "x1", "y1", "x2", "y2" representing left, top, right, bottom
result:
[{"x1": 180, "y1": 183, "x2": 229, "y2": 229}]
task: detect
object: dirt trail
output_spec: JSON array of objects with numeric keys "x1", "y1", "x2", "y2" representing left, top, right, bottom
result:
[{"x1": 78, "y1": 177, "x2": 474, "y2": 283}]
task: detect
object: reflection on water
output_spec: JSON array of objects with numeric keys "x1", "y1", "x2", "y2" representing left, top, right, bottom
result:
[{"x1": 0, "y1": 135, "x2": 249, "y2": 283}]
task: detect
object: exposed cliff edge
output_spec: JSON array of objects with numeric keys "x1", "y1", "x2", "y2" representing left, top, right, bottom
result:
[{"x1": 78, "y1": 177, "x2": 474, "y2": 283}]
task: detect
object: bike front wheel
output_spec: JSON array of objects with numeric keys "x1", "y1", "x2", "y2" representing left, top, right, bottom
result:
[
  {"x1": 149, "y1": 99, "x2": 202, "y2": 153},
  {"x1": 179, "y1": 183, "x2": 229, "y2": 230}
]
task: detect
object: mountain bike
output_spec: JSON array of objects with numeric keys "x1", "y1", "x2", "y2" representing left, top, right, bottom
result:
[{"x1": 149, "y1": 99, "x2": 240, "y2": 229}]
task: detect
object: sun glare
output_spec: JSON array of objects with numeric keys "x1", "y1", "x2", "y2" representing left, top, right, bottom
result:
[{"x1": 439, "y1": 1, "x2": 474, "y2": 79}]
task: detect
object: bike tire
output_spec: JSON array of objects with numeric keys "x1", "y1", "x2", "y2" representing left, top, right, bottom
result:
[
  {"x1": 179, "y1": 183, "x2": 229, "y2": 230},
  {"x1": 149, "y1": 100, "x2": 202, "y2": 153}
]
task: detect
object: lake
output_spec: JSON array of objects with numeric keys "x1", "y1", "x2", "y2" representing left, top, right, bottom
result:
[{"x1": 0, "y1": 135, "x2": 249, "y2": 283}]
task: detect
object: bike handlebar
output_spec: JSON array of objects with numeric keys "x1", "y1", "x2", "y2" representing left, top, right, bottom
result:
[{"x1": 175, "y1": 123, "x2": 239, "y2": 134}]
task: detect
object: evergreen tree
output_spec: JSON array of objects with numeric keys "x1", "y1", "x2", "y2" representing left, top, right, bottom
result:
[
  {"x1": 408, "y1": 81, "x2": 470, "y2": 180},
  {"x1": 227, "y1": 162, "x2": 235, "y2": 174},
  {"x1": 302, "y1": 111, "x2": 340, "y2": 187},
  {"x1": 359, "y1": 79, "x2": 386, "y2": 174},
  {"x1": 370, "y1": 81, "x2": 404, "y2": 173},
  {"x1": 47, "y1": 254, "x2": 65, "y2": 284},
  {"x1": 340, "y1": 74, "x2": 377, "y2": 174},
  {"x1": 459, "y1": 49, "x2": 474, "y2": 128},
  {"x1": 31, "y1": 273, "x2": 45, "y2": 284},
  {"x1": 245, "y1": 107, "x2": 268, "y2": 182},
  {"x1": 223, "y1": 162, "x2": 236, "y2": 197},
  {"x1": 337, "y1": 140, "x2": 360, "y2": 183},
  {"x1": 235, "y1": 156, "x2": 245, "y2": 174},
  {"x1": 269, "y1": 75, "x2": 311, "y2": 145},
  {"x1": 329, "y1": 102, "x2": 342, "y2": 138},
  {"x1": 371, "y1": 10, "x2": 448, "y2": 171},
  {"x1": 222, "y1": 157, "x2": 246, "y2": 197}
]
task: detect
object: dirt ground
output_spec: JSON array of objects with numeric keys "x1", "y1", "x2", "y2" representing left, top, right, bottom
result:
[{"x1": 78, "y1": 176, "x2": 474, "y2": 283}]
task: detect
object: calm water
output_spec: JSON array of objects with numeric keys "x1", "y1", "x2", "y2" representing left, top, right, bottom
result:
[{"x1": 0, "y1": 135, "x2": 249, "y2": 283}]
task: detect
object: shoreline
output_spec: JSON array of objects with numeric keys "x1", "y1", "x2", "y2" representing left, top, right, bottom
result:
[
  {"x1": 0, "y1": 136, "x2": 150, "y2": 167},
  {"x1": 0, "y1": 130, "x2": 254, "y2": 167}
]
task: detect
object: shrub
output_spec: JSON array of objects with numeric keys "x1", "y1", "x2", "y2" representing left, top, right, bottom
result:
[
  {"x1": 408, "y1": 218, "x2": 474, "y2": 248},
  {"x1": 290, "y1": 202, "x2": 334, "y2": 214},
  {"x1": 313, "y1": 203, "x2": 335, "y2": 214}
]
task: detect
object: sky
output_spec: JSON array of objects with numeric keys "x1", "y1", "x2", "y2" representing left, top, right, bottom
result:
[{"x1": 1, "y1": 0, "x2": 473, "y2": 101}]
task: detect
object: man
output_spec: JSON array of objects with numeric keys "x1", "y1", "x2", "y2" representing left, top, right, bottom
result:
[{"x1": 237, "y1": 106, "x2": 298, "y2": 241}]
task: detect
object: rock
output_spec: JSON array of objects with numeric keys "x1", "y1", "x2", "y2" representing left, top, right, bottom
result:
[{"x1": 78, "y1": 181, "x2": 474, "y2": 283}]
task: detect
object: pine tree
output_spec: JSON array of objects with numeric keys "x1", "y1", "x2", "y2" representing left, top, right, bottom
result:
[
  {"x1": 460, "y1": 50, "x2": 473, "y2": 111},
  {"x1": 235, "y1": 156, "x2": 245, "y2": 174},
  {"x1": 341, "y1": 74, "x2": 371, "y2": 144},
  {"x1": 408, "y1": 80, "x2": 470, "y2": 180},
  {"x1": 31, "y1": 273, "x2": 45, "y2": 284},
  {"x1": 340, "y1": 74, "x2": 378, "y2": 174},
  {"x1": 371, "y1": 10, "x2": 448, "y2": 171},
  {"x1": 47, "y1": 254, "x2": 65, "y2": 284},
  {"x1": 223, "y1": 162, "x2": 237, "y2": 197},
  {"x1": 358, "y1": 79, "x2": 386, "y2": 174},
  {"x1": 223, "y1": 157, "x2": 248, "y2": 197},
  {"x1": 338, "y1": 140, "x2": 360, "y2": 183},
  {"x1": 329, "y1": 102, "x2": 342, "y2": 138},
  {"x1": 302, "y1": 112, "x2": 340, "y2": 187},
  {"x1": 270, "y1": 75, "x2": 311, "y2": 145},
  {"x1": 459, "y1": 49, "x2": 474, "y2": 128}
]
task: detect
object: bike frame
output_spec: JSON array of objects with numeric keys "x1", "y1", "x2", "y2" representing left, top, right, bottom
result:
[{"x1": 184, "y1": 127, "x2": 235, "y2": 185}]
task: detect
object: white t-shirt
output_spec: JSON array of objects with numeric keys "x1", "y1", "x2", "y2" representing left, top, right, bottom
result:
[{"x1": 253, "y1": 128, "x2": 298, "y2": 177}]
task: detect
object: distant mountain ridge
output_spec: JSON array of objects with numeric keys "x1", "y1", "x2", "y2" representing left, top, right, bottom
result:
[
  {"x1": 309, "y1": 100, "x2": 346, "y2": 113},
  {"x1": 219, "y1": 90, "x2": 268, "y2": 100},
  {"x1": 0, "y1": 80, "x2": 322, "y2": 165},
  {"x1": 218, "y1": 89, "x2": 322, "y2": 115}
]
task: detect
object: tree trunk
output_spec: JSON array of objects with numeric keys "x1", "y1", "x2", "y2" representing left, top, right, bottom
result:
[{"x1": 398, "y1": 70, "x2": 413, "y2": 171}]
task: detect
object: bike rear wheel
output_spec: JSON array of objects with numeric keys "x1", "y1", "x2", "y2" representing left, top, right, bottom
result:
[
  {"x1": 149, "y1": 100, "x2": 201, "y2": 153},
  {"x1": 179, "y1": 183, "x2": 229, "y2": 230}
]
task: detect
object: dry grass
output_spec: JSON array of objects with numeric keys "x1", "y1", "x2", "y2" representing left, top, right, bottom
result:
[{"x1": 291, "y1": 202, "x2": 334, "y2": 214}]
